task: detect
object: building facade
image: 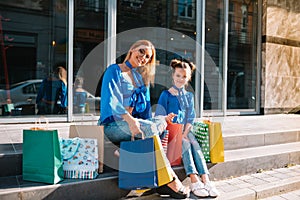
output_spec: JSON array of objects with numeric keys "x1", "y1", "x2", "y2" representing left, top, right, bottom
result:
[{"x1": 0, "y1": 0, "x2": 299, "y2": 123}]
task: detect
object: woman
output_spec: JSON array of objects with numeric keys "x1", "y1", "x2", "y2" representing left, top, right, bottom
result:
[
  {"x1": 36, "y1": 64, "x2": 67, "y2": 114},
  {"x1": 99, "y1": 40, "x2": 190, "y2": 199},
  {"x1": 155, "y1": 59, "x2": 220, "y2": 197}
]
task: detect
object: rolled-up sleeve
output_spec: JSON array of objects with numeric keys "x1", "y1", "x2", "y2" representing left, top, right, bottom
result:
[{"x1": 186, "y1": 93, "x2": 196, "y2": 124}]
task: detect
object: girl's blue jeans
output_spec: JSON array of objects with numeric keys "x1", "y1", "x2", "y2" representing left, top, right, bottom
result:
[{"x1": 182, "y1": 131, "x2": 209, "y2": 176}]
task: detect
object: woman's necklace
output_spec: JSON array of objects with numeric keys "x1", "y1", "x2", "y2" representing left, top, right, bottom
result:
[{"x1": 125, "y1": 60, "x2": 133, "y2": 69}]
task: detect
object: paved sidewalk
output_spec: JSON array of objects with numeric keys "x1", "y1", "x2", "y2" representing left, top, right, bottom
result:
[{"x1": 125, "y1": 164, "x2": 300, "y2": 200}]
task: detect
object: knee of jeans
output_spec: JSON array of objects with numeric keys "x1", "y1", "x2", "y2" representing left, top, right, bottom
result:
[{"x1": 182, "y1": 139, "x2": 191, "y2": 149}]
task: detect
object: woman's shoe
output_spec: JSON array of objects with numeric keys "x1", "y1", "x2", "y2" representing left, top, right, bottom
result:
[{"x1": 156, "y1": 178, "x2": 190, "y2": 199}]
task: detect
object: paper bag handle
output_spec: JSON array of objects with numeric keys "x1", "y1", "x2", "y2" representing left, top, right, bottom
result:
[
  {"x1": 31, "y1": 117, "x2": 49, "y2": 130},
  {"x1": 131, "y1": 131, "x2": 145, "y2": 141}
]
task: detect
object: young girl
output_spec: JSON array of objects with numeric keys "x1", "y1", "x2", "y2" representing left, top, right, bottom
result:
[{"x1": 155, "y1": 59, "x2": 220, "y2": 197}]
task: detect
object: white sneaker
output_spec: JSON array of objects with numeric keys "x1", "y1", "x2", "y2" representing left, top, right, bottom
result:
[
  {"x1": 190, "y1": 181, "x2": 209, "y2": 197},
  {"x1": 204, "y1": 181, "x2": 220, "y2": 197}
]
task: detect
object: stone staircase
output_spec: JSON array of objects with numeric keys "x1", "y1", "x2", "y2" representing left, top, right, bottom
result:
[{"x1": 0, "y1": 114, "x2": 299, "y2": 199}]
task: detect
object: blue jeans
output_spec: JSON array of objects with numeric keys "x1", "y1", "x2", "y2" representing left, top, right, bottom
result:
[
  {"x1": 182, "y1": 131, "x2": 209, "y2": 176},
  {"x1": 100, "y1": 116, "x2": 167, "y2": 144}
]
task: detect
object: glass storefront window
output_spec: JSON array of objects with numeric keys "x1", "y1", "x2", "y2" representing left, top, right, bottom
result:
[
  {"x1": 0, "y1": 0, "x2": 68, "y2": 117},
  {"x1": 0, "y1": 0, "x2": 259, "y2": 121},
  {"x1": 205, "y1": 0, "x2": 225, "y2": 111},
  {"x1": 227, "y1": 0, "x2": 258, "y2": 110},
  {"x1": 72, "y1": 0, "x2": 107, "y2": 116},
  {"x1": 116, "y1": 0, "x2": 198, "y2": 109}
]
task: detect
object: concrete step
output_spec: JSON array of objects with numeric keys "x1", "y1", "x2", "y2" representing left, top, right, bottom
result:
[
  {"x1": 224, "y1": 130, "x2": 300, "y2": 150},
  {"x1": 209, "y1": 141, "x2": 300, "y2": 180},
  {"x1": 1, "y1": 142, "x2": 299, "y2": 200},
  {"x1": 1, "y1": 133, "x2": 300, "y2": 178}
]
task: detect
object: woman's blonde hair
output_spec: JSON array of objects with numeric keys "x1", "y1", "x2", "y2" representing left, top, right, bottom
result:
[{"x1": 123, "y1": 40, "x2": 156, "y2": 86}]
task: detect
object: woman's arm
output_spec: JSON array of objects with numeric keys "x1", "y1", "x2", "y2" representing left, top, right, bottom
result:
[{"x1": 122, "y1": 112, "x2": 143, "y2": 137}]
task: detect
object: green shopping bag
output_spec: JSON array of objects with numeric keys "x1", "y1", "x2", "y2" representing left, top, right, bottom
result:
[
  {"x1": 22, "y1": 129, "x2": 64, "y2": 184},
  {"x1": 193, "y1": 122, "x2": 211, "y2": 162}
]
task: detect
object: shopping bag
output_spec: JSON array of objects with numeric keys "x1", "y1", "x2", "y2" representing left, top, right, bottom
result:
[
  {"x1": 59, "y1": 137, "x2": 98, "y2": 179},
  {"x1": 159, "y1": 130, "x2": 169, "y2": 154},
  {"x1": 209, "y1": 122, "x2": 225, "y2": 163},
  {"x1": 119, "y1": 137, "x2": 158, "y2": 190},
  {"x1": 153, "y1": 135, "x2": 173, "y2": 186},
  {"x1": 69, "y1": 125, "x2": 104, "y2": 173},
  {"x1": 22, "y1": 129, "x2": 64, "y2": 184},
  {"x1": 193, "y1": 122, "x2": 211, "y2": 162},
  {"x1": 166, "y1": 123, "x2": 183, "y2": 166}
]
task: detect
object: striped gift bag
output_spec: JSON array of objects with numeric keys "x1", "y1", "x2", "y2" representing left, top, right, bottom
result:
[
  {"x1": 59, "y1": 137, "x2": 98, "y2": 179},
  {"x1": 159, "y1": 130, "x2": 169, "y2": 154}
]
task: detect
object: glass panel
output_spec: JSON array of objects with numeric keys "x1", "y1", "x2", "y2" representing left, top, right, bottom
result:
[
  {"x1": 227, "y1": 0, "x2": 257, "y2": 109},
  {"x1": 116, "y1": 0, "x2": 197, "y2": 109},
  {"x1": 205, "y1": 0, "x2": 225, "y2": 111},
  {"x1": 0, "y1": 0, "x2": 68, "y2": 117},
  {"x1": 73, "y1": 0, "x2": 107, "y2": 115}
]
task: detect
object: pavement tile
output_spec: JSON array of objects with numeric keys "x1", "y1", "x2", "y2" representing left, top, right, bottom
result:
[
  {"x1": 281, "y1": 192, "x2": 300, "y2": 199},
  {"x1": 271, "y1": 172, "x2": 293, "y2": 179},
  {"x1": 226, "y1": 179, "x2": 246, "y2": 185},
  {"x1": 263, "y1": 196, "x2": 286, "y2": 200},
  {"x1": 235, "y1": 182, "x2": 254, "y2": 189},
  {"x1": 250, "y1": 173, "x2": 274, "y2": 179},
  {"x1": 218, "y1": 184, "x2": 240, "y2": 193},
  {"x1": 244, "y1": 177, "x2": 269, "y2": 186},
  {"x1": 237, "y1": 175, "x2": 254, "y2": 181},
  {"x1": 263, "y1": 177, "x2": 281, "y2": 183}
]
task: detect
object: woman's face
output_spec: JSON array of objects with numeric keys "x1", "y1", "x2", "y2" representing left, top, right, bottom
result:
[
  {"x1": 172, "y1": 67, "x2": 190, "y2": 89},
  {"x1": 129, "y1": 45, "x2": 153, "y2": 67}
]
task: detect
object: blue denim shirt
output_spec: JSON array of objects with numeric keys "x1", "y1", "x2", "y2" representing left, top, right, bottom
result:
[
  {"x1": 100, "y1": 64, "x2": 151, "y2": 124},
  {"x1": 155, "y1": 88, "x2": 196, "y2": 124}
]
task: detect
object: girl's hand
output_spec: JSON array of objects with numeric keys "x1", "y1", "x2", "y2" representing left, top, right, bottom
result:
[
  {"x1": 182, "y1": 133, "x2": 189, "y2": 141},
  {"x1": 166, "y1": 113, "x2": 176, "y2": 123}
]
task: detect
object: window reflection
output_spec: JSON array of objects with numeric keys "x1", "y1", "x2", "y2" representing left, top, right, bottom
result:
[
  {"x1": 0, "y1": 0, "x2": 67, "y2": 116},
  {"x1": 227, "y1": 0, "x2": 257, "y2": 109}
]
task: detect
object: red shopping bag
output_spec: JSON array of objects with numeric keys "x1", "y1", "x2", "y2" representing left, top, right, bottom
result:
[{"x1": 166, "y1": 123, "x2": 183, "y2": 166}]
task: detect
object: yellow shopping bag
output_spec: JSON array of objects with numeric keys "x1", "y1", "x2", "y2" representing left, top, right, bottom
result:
[
  {"x1": 208, "y1": 122, "x2": 224, "y2": 163},
  {"x1": 153, "y1": 135, "x2": 173, "y2": 186}
]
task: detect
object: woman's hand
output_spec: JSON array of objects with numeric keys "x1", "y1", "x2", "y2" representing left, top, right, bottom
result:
[
  {"x1": 128, "y1": 118, "x2": 143, "y2": 137},
  {"x1": 122, "y1": 113, "x2": 144, "y2": 139}
]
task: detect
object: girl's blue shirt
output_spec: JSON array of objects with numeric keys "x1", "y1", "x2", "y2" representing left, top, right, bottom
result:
[
  {"x1": 100, "y1": 64, "x2": 151, "y2": 124},
  {"x1": 155, "y1": 88, "x2": 196, "y2": 124}
]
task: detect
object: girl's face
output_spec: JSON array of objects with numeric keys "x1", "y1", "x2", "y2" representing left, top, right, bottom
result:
[
  {"x1": 172, "y1": 67, "x2": 190, "y2": 89},
  {"x1": 129, "y1": 45, "x2": 153, "y2": 67}
]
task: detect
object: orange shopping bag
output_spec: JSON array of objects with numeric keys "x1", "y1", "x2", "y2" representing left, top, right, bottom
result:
[{"x1": 166, "y1": 122, "x2": 183, "y2": 166}]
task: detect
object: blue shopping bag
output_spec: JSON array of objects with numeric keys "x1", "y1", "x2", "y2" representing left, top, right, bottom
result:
[{"x1": 118, "y1": 137, "x2": 158, "y2": 190}]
